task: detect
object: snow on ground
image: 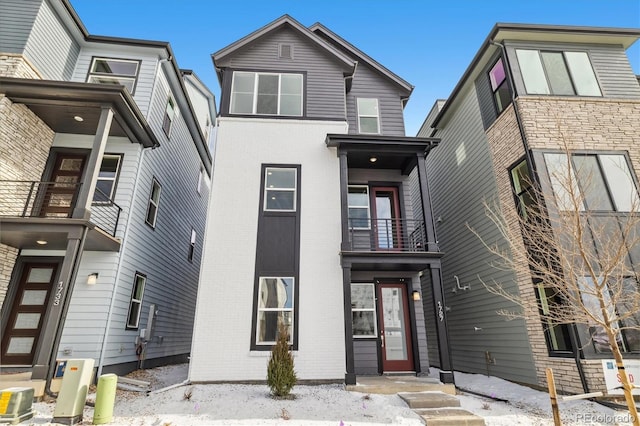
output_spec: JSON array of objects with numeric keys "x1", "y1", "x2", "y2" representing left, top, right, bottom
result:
[{"x1": 28, "y1": 364, "x2": 635, "y2": 425}]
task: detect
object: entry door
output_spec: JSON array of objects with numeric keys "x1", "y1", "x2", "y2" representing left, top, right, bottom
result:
[
  {"x1": 378, "y1": 284, "x2": 414, "y2": 372},
  {"x1": 40, "y1": 154, "x2": 86, "y2": 217},
  {"x1": 1, "y1": 263, "x2": 58, "y2": 365},
  {"x1": 371, "y1": 187, "x2": 402, "y2": 250}
]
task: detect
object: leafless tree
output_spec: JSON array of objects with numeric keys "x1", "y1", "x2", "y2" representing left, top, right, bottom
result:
[{"x1": 469, "y1": 143, "x2": 640, "y2": 424}]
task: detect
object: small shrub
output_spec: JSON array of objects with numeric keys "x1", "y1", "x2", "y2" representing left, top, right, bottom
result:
[
  {"x1": 183, "y1": 387, "x2": 194, "y2": 401},
  {"x1": 267, "y1": 321, "x2": 297, "y2": 397}
]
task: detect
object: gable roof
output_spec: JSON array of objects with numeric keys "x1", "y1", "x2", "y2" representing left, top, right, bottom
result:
[
  {"x1": 309, "y1": 22, "x2": 414, "y2": 100},
  {"x1": 211, "y1": 15, "x2": 356, "y2": 83}
]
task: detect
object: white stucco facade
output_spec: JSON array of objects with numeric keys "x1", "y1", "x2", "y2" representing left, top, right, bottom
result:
[{"x1": 189, "y1": 117, "x2": 349, "y2": 381}]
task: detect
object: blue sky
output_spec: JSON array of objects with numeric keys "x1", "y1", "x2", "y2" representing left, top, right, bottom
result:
[{"x1": 71, "y1": 0, "x2": 639, "y2": 136}]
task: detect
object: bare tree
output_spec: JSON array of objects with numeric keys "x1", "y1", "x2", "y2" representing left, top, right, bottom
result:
[{"x1": 469, "y1": 143, "x2": 640, "y2": 424}]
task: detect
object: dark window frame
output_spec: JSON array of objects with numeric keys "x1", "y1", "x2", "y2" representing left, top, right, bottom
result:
[
  {"x1": 188, "y1": 228, "x2": 196, "y2": 262},
  {"x1": 125, "y1": 272, "x2": 146, "y2": 330},
  {"x1": 86, "y1": 56, "x2": 141, "y2": 95},
  {"x1": 229, "y1": 70, "x2": 306, "y2": 117},
  {"x1": 488, "y1": 57, "x2": 513, "y2": 115},
  {"x1": 162, "y1": 97, "x2": 176, "y2": 137},
  {"x1": 92, "y1": 153, "x2": 124, "y2": 205},
  {"x1": 145, "y1": 178, "x2": 162, "y2": 228}
]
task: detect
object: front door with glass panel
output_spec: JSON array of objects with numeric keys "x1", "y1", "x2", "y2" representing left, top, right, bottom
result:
[
  {"x1": 371, "y1": 187, "x2": 402, "y2": 250},
  {"x1": 1, "y1": 263, "x2": 58, "y2": 365},
  {"x1": 39, "y1": 154, "x2": 86, "y2": 217},
  {"x1": 378, "y1": 284, "x2": 414, "y2": 372}
]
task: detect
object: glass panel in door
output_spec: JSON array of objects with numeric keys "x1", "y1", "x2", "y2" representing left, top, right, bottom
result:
[
  {"x1": 378, "y1": 284, "x2": 414, "y2": 371},
  {"x1": 372, "y1": 187, "x2": 402, "y2": 250},
  {"x1": 39, "y1": 154, "x2": 86, "y2": 217}
]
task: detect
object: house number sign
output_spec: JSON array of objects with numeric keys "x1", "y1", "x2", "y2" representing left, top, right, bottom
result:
[
  {"x1": 53, "y1": 281, "x2": 64, "y2": 306},
  {"x1": 437, "y1": 301, "x2": 444, "y2": 322}
]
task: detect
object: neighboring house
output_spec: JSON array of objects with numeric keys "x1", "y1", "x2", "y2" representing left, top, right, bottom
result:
[
  {"x1": 419, "y1": 23, "x2": 640, "y2": 393},
  {"x1": 189, "y1": 15, "x2": 453, "y2": 384},
  {"x1": 0, "y1": 0, "x2": 215, "y2": 393}
]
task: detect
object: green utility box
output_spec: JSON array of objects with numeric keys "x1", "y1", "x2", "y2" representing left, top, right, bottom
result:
[{"x1": 0, "y1": 387, "x2": 35, "y2": 425}]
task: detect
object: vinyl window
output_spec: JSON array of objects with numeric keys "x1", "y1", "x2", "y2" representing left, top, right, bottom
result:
[
  {"x1": 87, "y1": 57, "x2": 139, "y2": 94},
  {"x1": 264, "y1": 167, "x2": 296, "y2": 212},
  {"x1": 230, "y1": 71, "x2": 303, "y2": 116},
  {"x1": 357, "y1": 98, "x2": 380, "y2": 134},
  {"x1": 162, "y1": 98, "x2": 175, "y2": 137},
  {"x1": 188, "y1": 229, "x2": 196, "y2": 262},
  {"x1": 126, "y1": 273, "x2": 146, "y2": 329},
  {"x1": 93, "y1": 154, "x2": 122, "y2": 203},
  {"x1": 488, "y1": 58, "x2": 512, "y2": 114},
  {"x1": 348, "y1": 186, "x2": 370, "y2": 229},
  {"x1": 145, "y1": 178, "x2": 162, "y2": 227},
  {"x1": 255, "y1": 277, "x2": 294, "y2": 345},
  {"x1": 351, "y1": 283, "x2": 377, "y2": 338}
]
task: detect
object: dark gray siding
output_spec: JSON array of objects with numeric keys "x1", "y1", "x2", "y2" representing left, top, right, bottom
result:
[
  {"x1": 346, "y1": 63, "x2": 407, "y2": 136},
  {"x1": 475, "y1": 52, "x2": 505, "y2": 130},
  {"x1": 353, "y1": 340, "x2": 378, "y2": 375},
  {"x1": 505, "y1": 41, "x2": 640, "y2": 100},
  {"x1": 216, "y1": 27, "x2": 346, "y2": 120},
  {"x1": 420, "y1": 271, "x2": 439, "y2": 368},
  {"x1": 425, "y1": 87, "x2": 537, "y2": 385},
  {"x1": 23, "y1": 0, "x2": 80, "y2": 80},
  {"x1": 0, "y1": 0, "x2": 40, "y2": 54}
]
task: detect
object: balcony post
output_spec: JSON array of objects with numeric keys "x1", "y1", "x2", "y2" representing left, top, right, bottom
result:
[
  {"x1": 416, "y1": 153, "x2": 438, "y2": 252},
  {"x1": 341, "y1": 263, "x2": 356, "y2": 384},
  {"x1": 339, "y1": 150, "x2": 351, "y2": 251},
  {"x1": 72, "y1": 106, "x2": 114, "y2": 219}
]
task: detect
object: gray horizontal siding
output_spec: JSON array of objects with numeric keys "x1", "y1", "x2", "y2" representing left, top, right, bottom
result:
[
  {"x1": 426, "y1": 87, "x2": 538, "y2": 385},
  {"x1": 505, "y1": 41, "x2": 640, "y2": 100},
  {"x1": 354, "y1": 340, "x2": 378, "y2": 375},
  {"x1": 24, "y1": 0, "x2": 79, "y2": 80},
  {"x1": 420, "y1": 271, "x2": 439, "y2": 368},
  {"x1": 0, "y1": 0, "x2": 40, "y2": 54},
  {"x1": 217, "y1": 27, "x2": 346, "y2": 120}
]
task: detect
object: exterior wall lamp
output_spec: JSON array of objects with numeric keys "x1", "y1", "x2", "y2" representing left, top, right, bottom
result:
[
  {"x1": 412, "y1": 290, "x2": 421, "y2": 301},
  {"x1": 87, "y1": 273, "x2": 99, "y2": 285}
]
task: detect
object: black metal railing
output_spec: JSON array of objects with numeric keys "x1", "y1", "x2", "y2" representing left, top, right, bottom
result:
[
  {"x1": 0, "y1": 180, "x2": 122, "y2": 237},
  {"x1": 347, "y1": 218, "x2": 436, "y2": 252}
]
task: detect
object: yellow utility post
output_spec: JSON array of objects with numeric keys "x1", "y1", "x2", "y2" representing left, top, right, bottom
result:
[{"x1": 93, "y1": 374, "x2": 118, "y2": 425}]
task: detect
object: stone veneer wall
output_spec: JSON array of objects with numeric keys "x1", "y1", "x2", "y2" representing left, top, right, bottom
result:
[
  {"x1": 484, "y1": 96, "x2": 640, "y2": 394},
  {"x1": 0, "y1": 53, "x2": 52, "y2": 308}
]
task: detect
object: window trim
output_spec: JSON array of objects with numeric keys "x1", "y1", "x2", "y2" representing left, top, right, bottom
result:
[
  {"x1": 254, "y1": 276, "x2": 295, "y2": 346},
  {"x1": 229, "y1": 71, "x2": 304, "y2": 117},
  {"x1": 126, "y1": 272, "x2": 146, "y2": 329},
  {"x1": 356, "y1": 98, "x2": 381, "y2": 134},
  {"x1": 263, "y1": 167, "x2": 297, "y2": 212},
  {"x1": 348, "y1": 185, "x2": 371, "y2": 230},
  {"x1": 92, "y1": 153, "x2": 123, "y2": 204},
  {"x1": 86, "y1": 56, "x2": 141, "y2": 95},
  {"x1": 488, "y1": 57, "x2": 512, "y2": 115},
  {"x1": 145, "y1": 178, "x2": 162, "y2": 228},
  {"x1": 351, "y1": 283, "x2": 377, "y2": 338},
  {"x1": 162, "y1": 97, "x2": 176, "y2": 137}
]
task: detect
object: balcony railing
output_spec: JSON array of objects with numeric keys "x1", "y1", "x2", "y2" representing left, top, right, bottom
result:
[
  {"x1": 0, "y1": 180, "x2": 122, "y2": 237},
  {"x1": 348, "y1": 218, "x2": 436, "y2": 252}
]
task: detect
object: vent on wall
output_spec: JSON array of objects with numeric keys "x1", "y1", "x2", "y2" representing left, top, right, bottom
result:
[{"x1": 279, "y1": 43, "x2": 293, "y2": 60}]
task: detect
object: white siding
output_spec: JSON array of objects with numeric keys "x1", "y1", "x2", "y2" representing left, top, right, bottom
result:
[{"x1": 190, "y1": 117, "x2": 348, "y2": 381}]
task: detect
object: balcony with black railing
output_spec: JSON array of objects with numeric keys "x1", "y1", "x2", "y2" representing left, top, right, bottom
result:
[
  {"x1": 347, "y1": 218, "x2": 437, "y2": 252},
  {"x1": 0, "y1": 180, "x2": 122, "y2": 237}
]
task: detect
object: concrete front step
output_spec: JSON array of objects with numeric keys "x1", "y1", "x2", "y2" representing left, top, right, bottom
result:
[
  {"x1": 398, "y1": 391, "x2": 461, "y2": 409},
  {"x1": 346, "y1": 376, "x2": 456, "y2": 395},
  {"x1": 415, "y1": 408, "x2": 486, "y2": 426}
]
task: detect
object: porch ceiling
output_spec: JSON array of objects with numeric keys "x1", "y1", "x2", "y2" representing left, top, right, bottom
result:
[
  {"x1": 0, "y1": 218, "x2": 121, "y2": 251},
  {"x1": 0, "y1": 77, "x2": 159, "y2": 148}
]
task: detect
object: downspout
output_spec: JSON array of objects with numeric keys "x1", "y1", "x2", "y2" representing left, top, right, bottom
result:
[{"x1": 490, "y1": 40, "x2": 589, "y2": 394}]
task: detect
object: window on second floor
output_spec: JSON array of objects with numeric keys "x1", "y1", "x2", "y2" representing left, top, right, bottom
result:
[
  {"x1": 516, "y1": 49, "x2": 601, "y2": 97},
  {"x1": 264, "y1": 167, "x2": 296, "y2": 212},
  {"x1": 162, "y1": 98, "x2": 175, "y2": 137},
  {"x1": 348, "y1": 185, "x2": 370, "y2": 229},
  {"x1": 188, "y1": 228, "x2": 196, "y2": 262},
  {"x1": 145, "y1": 178, "x2": 162, "y2": 227},
  {"x1": 87, "y1": 57, "x2": 140, "y2": 94},
  {"x1": 230, "y1": 71, "x2": 303, "y2": 116},
  {"x1": 93, "y1": 154, "x2": 123, "y2": 203},
  {"x1": 357, "y1": 98, "x2": 380, "y2": 134},
  {"x1": 488, "y1": 58, "x2": 512, "y2": 114},
  {"x1": 544, "y1": 152, "x2": 639, "y2": 212}
]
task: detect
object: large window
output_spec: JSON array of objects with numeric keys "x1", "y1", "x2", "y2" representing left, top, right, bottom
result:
[
  {"x1": 488, "y1": 58, "x2": 512, "y2": 114},
  {"x1": 126, "y1": 273, "x2": 146, "y2": 329},
  {"x1": 348, "y1": 186, "x2": 370, "y2": 229},
  {"x1": 87, "y1": 57, "x2": 140, "y2": 94},
  {"x1": 544, "y1": 153, "x2": 639, "y2": 212},
  {"x1": 516, "y1": 49, "x2": 601, "y2": 97},
  {"x1": 145, "y1": 178, "x2": 162, "y2": 227},
  {"x1": 357, "y1": 98, "x2": 380, "y2": 134},
  {"x1": 264, "y1": 167, "x2": 296, "y2": 212},
  {"x1": 230, "y1": 72, "x2": 303, "y2": 116},
  {"x1": 351, "y1": 283, "x2": 377, "y2": 337},
  {"x1": 93, "y1": 154, "x2": 122, "y2": 203},
  {"x1": 256, "y1": 277, "x2": 294, "y2": 345}
]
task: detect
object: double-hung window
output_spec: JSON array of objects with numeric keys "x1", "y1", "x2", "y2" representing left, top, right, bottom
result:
[
  {"x1": 348, "y1": 186, "x2": 370, "y2": 229},
  {"x1": 145, "y1": 178, "x2": 162, "y2": 227},
  {"x1": 256, "y1": 277, "x2": 294, "y2": 345},
  {"x1": 488, "y1": 58, "x2": 512, "y2": 114},
  {"x1": 87, "y1": 57, "x2": 140, "y2": 94},
  {"x1": 516, "y1": 49, "x2": 601, "y2": 96},
  {"x1": 188, "y1": 229, "x2": 196, "y2": 262},
  {"x1": 544, "y1": 153, "x2": 639, "y2": 212},
  {"x1": 93, "y1": 154, "x2": 122, "y2": 203},
  {"x1": 264, "y1": 167, "x2": 296, "y2": 212},
  {"x1": 162, "y1": 98, "x2": 175, "y2": 137},
  {"x1": 351, "y1": 283, "x2": 377, "y2": 337},
  {"x1": 357, "y1": 98, "x2": 380, "y2": 134},
  {"x1": 230, "y1": 71, "x2": 303, "y2": 116},
  {"x1": 126, "y1": 273, "x2": 146, "y2": 329}
]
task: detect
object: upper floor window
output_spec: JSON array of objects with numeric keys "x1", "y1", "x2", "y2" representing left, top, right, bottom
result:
[
  {"x1": 510, "y1": 160, "x2": 537, "y2": 219},
  {"x1": 348, "y1": 185, "x2": 370, "y2": 229},
  {"x1": 516, "y1": 49, "x2": 601, "y2": 97},
  {"x1": 163, "y1": 98, "x2": 175, "y2": 137},
  {"x1": 544, "y1": 152, "x2": 639, "y2": 212},
  {"x1": 87, "y1": 57, "x2": 140, "y2": 94},
  {"x1": 264, "y1": 167, "x2": 296, "y2": 212},
  {"x1": 188, "y1": 228, "x2": 196, "y2": 262},
  {"x1": 93, "y1": 154, "x2": 122, "y2": 203},
  {"x1": 126, "y1": 273, "x2": 146, "y2": 329},
  {"x1": 357, "y1": 98, "x2": 380, "y2": 134},
  {"x1": 488, "y1": 58, "x2": 512, "y2": 114},
  {"x1": 145, "y1": 178, "x2": 162, "y2": 227},
  {"x1": 230, "y1": 71, "x2": 303, "y2": 116}
]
